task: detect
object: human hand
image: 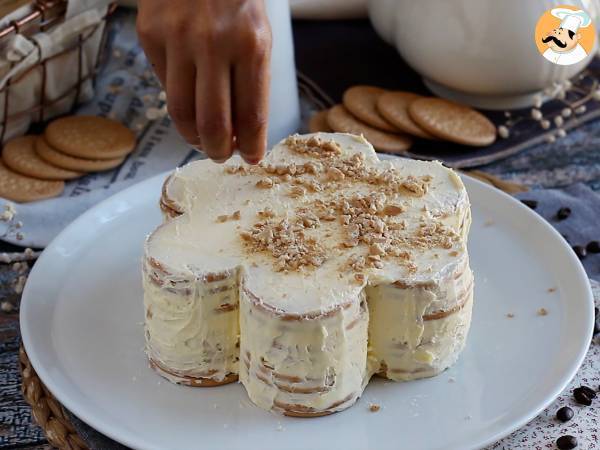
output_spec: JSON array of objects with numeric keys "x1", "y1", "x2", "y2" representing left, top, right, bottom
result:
[{"x1": 137, "y1": 0, "x2": 272, "y2": 164}]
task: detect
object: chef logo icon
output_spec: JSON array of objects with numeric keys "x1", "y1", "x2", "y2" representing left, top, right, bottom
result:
[{"x1": 535, "y1": 6, "x2": 596, "y2": 66}]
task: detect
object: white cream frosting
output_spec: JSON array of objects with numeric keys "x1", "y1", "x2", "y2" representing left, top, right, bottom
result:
[
  {"x1": 143, "y1": 132, "x2": 474, "y2": 415},
  {"x1": 143, "y1": 263, "x2": 240, "y2": 382}
]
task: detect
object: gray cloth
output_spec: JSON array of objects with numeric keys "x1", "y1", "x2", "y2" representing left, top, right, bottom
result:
[{"x1": 516, "y1": 183, "x2": 600, "y2": 281}]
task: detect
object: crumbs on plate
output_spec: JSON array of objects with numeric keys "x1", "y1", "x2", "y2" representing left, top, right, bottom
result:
[{"x1": 369, "y1": 403, "x2": 381, "y2": 412}]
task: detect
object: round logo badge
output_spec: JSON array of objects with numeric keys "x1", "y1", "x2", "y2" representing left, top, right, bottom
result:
[{"x1": 535, "y1": 5, "x2": 596, "y2": 66}]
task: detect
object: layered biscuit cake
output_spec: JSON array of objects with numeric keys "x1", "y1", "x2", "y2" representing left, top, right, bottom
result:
[{"x1": 143, "y1": 133, "x2": 473, "y2": 416}]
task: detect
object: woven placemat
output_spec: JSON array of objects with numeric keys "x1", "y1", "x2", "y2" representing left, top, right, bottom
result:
[
  {"x1": 19, "y1": 344, "x2": 89, "y2": 450},
  {"x1": 15, "y1": 171, "x2": 527, "y2": 450}
]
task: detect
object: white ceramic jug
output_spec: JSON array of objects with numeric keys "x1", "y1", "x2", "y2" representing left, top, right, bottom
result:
[
  {"x1": 265, "y1": 0, "x2": 301, "y2": 145},
  {"x1": 368, "y1": 0, "x2": 600, "y2": 109}
]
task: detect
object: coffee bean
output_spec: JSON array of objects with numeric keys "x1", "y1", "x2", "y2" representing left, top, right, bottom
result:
[
  {"x1": 573, "y1": 388, "x2": 592, "y2": 405},
  {"x1": 574, "y1": 386, "x2": 596, "y2": 399},
  {"x1": 556, "y1": 406, "x2": 574, "y2": 422},
  {"x1": 572, "y1": 245, "x2": 587, "y2": 259},
  {"x1": 587, "y1": 240, "x2": 600, "y2": 253},
  {"x1": 556, "y1": 435, "x2": 578, "y2": 449},
  {"x1": 521, "y1": 199, "x2": 538, "y2": 209},
  {"x1": 556, "y1": 207, "x2": 572, "y2": 220}
]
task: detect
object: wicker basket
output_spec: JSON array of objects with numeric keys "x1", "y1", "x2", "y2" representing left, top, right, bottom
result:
[{"x1": 0, "y1": 0, "x2": 115, "y2": 144}]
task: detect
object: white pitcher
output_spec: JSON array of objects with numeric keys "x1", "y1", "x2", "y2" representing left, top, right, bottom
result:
[
  {"x1": 368, "y1": 0, "x2": 600, "y2": 109},
  {"x1": 265, "y1": 0, "x2": 301, "y2": 146}
]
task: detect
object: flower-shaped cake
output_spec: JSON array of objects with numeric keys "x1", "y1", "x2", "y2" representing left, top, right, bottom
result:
[{"x1": 143, "y1": 133, "x2": 473, "y2": 417}]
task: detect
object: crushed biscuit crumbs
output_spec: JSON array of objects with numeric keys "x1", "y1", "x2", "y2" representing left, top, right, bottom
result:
[
  {"x1": 217, "y1": 212, "x2": 240, "y2": 223},
  {"x1": 285, "y1": 134, "x2": 342, "y2": 158},
  {"x1": 257, "y1": 207, "x2": 274, "y2": 219},
  {"x1": 224, "y1": 165, "x2": 247, "y2": 175},
  {"x1": 383, "y1": 204, "x2": 404, "y2": 216},
  {"x1": 224, "y1": 135, "x2": 456, "y2": 275},
  {"x1": 326, "y1": 167, "x2": 345, "y2": 181},
  {"x1": 369, "y1": 403, "x2": 381, "y2": 412},
  {"x1": 240, "y1": 218, "x2": 327, "y2": 271},
  {"x1": 256, "y1": 178, "x2": 274, "y2": 188},
  {"x1": 289, "y1": 186, "x2": 306, "y2": 198},
  {"x1": 400, "y1": 175, "x2": 430, "y2": 196}
]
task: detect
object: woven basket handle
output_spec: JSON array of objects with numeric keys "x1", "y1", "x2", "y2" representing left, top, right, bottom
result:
[{"x1": 0, "y1": 7, "x2": 104, "y2": 90}]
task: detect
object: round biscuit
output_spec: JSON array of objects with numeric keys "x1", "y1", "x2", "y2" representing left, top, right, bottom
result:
[
  {"x1": 35, "y1": 137, "x2": 125, "y2": 172},
  {"x1": 376, "y1": 92, "x2": 436, "y2": 139},
  {"x1": 326, "y1": 104, "x2": 412, "y2": 154},
  {"x1": 2, "y1": 135, "x2": 83, "y2": 180},
  {"x1": 308, "y1": 110, "x2": 333, "y2": 133},
  {"x1": 0, "y1": 160, "x2": 64, "y2": 203},
  {"x1": 45, "y1": 115, "x2": 136, "y2": 160},
  {"x1": 408, "y1": 98, "x2": 496, "y2": 146},
  {"x1": 343, "y1": 85, "x2": 398, "y2": 132}
]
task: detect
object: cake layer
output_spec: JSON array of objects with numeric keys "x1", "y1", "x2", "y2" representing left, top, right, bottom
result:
[
  {"x1": 367, "y1": 265, "x2": 474, "y2": 381},
  {"x1": 143, "y1": 258, "x2": 240, "y2": 383},
  {"x1": 240, "y1": 285, "x2": 369, "y2": 415},
  {"x1": 143, "y1": 133, "x2": 474, "y2": 415}
]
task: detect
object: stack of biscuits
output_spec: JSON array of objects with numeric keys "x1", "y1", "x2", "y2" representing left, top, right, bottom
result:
[
  {"x1": 0, "y1": 116, "x2": 135, "y2": 203},
  {"x1": 311, "y1": 85, "x2": 497, "y2": 153}
]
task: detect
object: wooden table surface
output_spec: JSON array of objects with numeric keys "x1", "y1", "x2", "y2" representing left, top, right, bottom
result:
[{"x1": 0, "y1": 262, "x2": 50, "y2": 449}]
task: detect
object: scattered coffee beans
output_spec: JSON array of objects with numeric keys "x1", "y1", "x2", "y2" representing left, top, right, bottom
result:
[
  {"x1": 572, "y1": 245, "x2": 587, "y2": 260},
  {"x1": 556, "y1": 435, "x2": 578, "y2": 449},
  {"x1": 573, "y1": 388, "x2": 592, "y2": 406},
  {"x1": 574, "y1": 386, "x2": 596, "y2": 399},
  {"x1": 556, "y1": 406, "x2": 574, "y2": 422},
  {"x1": 556, "y1": 207, "x2": 572, "y2": 220},
  {"x1": 521, "y1": 199, "x2": 538, "y2": 209},
  {"x1": 587, "y1": 240, "x2": 600, "y2": 253}
]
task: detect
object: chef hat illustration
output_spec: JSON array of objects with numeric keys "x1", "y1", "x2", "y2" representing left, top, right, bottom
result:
[{"x1": 551, "y1": 8, "x2": 592, "y2": 33}]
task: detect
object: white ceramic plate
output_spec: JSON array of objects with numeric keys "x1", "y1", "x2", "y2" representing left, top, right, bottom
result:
[{"x1": 20, "y1": 173, "x2": 594, "y2": 450}]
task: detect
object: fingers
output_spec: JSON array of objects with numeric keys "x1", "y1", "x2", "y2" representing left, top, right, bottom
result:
[
  {"x1": 137, "y1": 0, "x2": 271, "y2": 165},
  {"x1": 232, "y1": 28, "x2": 272, "y2": 164},
  {"x1": 136, "y1": 12, "x2": 166, "y2": 86},
  {"x1": 141, "y1": 45, "x2": 166, "y2": 88},
  {"x1": 195, "y1": 60, "x2": 234, "y2": 162},
  {"x1": 165, "y1": 47, "x2": 200, "y2": 148}
]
